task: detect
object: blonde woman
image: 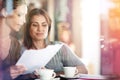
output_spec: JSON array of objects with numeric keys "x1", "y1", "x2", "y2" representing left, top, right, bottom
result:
[{"x1": 0, "y1": 0, "x2": 27, "y2": 79}]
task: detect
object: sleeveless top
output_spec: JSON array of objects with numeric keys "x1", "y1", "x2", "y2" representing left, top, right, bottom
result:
[{"x1": 0, "y1": 36, "x2": 21, "y2": 80}]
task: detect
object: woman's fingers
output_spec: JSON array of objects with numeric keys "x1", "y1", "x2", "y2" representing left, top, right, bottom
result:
[
  {"x1": 10, "y1": 65, "x2": 27, "y2": 79},
  {"x1": 11, "y1": 73, "x2": 20, "y2": 79},
  {"x1": 40, "y1": 67, "x2": 46, "y2": 69},
  {"x1": 10, "y1": 65, "x2": 26, "y2": 73}
]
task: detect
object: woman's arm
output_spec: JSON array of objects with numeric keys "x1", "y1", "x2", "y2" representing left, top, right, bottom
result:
[{"x1": 61, "y1": 44, "x2": 88, "y2": 74}]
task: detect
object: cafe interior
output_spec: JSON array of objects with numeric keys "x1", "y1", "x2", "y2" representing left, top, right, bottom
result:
[{"x1": 18, "y1": 0, "x2": 120, "y2": 79}]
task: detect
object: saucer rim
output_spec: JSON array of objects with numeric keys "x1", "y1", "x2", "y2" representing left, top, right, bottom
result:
[{"x1": 59, "y1": 74, "x2": 79, "y2": 79}]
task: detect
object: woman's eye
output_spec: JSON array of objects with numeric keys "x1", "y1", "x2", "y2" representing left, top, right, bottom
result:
[
  {"x1": 32, "y1": 24, "x2": 38, "y2": 27},
  {"x1": 42, "y1": 24, "x2": 47, "y2": 27}
]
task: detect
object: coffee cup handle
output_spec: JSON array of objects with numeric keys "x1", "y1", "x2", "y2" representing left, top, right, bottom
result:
[
  {"x1": 52, "y1": 72, "x2": 56, "y2": 78},
  {"x1": 75, "y1": 69, "x2": 79, "y2": 75}
]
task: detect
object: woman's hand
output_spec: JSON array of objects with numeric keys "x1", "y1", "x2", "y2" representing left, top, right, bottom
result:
[{"x1": 10, "y1": 65, "x2": 27, "y2": 79}]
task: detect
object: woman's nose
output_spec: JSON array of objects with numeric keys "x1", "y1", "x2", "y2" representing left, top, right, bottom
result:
[
  {"x1": 23, "y1": 16, "x2": 26, "y2": 23},
  {"x1": 37, "y1": 26, "x2": 41, "y2": 31},
  {"x1": 37, "y1": 26, "x2": 43, "y2": 31},
  {"x1": 20, "y1": 16, "x2": 26, "y2": 25}
]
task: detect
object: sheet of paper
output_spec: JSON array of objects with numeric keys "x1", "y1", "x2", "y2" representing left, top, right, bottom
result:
[{"x1": 16, "y1": 44, "x2": 63, "y2": 74}]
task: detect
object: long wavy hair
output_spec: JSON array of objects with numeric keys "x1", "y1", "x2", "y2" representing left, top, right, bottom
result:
[{"x1": 23, "y1": 8, "x2": 52, "y2": 49}]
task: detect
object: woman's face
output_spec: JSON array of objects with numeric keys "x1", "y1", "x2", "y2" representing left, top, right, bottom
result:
[
  {"x1": 6, "y1": 4, "x2": 27, "y2": 31},
  {"x1": 30, "y1": 14, "x2": 49, "y2": 41}
]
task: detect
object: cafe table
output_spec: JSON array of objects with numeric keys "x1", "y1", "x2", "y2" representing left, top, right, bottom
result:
[
  {"x1": 35, "y1": 74, "x2": 120, "y2": 80},
  {"x1": 58, "y1": 74, "x2": 120, "y2": 80}
]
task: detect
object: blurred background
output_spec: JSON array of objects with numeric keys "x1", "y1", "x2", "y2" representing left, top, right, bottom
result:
[{"x1": 17, "y1": 0, "x2": 120, "y2": 76}]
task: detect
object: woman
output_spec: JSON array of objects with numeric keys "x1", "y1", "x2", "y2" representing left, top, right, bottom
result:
[
  {"x1": 22, "y1": 8, "x2": 88, "y2": 79},
  {"x1": 0, "y1": 0, "x2": 27, "y2": 80}
]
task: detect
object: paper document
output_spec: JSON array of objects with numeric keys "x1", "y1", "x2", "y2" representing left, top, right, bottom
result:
[{"x1": 16, "y1": 44, "x2": 63, "y2": 74}]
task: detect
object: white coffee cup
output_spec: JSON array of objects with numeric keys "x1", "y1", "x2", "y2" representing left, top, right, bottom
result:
[
  {"x1": 37, "y1": 69, "x2": 56, "y2": 80},
  {"x1": 63, "y1": 67, "x2": 78, "y2": 78}
]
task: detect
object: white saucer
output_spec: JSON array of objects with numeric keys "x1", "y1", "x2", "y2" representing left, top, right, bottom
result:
[{"x1": 60, "y1": 74, "x2": 79, "y2": 79}]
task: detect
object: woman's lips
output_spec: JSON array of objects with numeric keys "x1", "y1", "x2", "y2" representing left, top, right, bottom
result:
[{"x1": 36, "y1": 33, "x2": 44, "y2": 36}]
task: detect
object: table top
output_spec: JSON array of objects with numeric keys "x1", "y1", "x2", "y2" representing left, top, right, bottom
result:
[
  {"x1": 59, "y1": 74, "x2": 106, "y2": 80},
  {"x1": 35, "y1": 74, "x2": 120, "y2": 80}
]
